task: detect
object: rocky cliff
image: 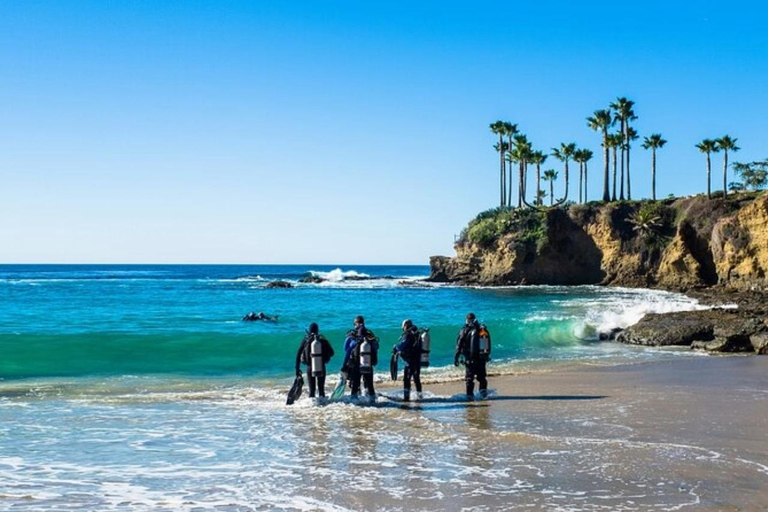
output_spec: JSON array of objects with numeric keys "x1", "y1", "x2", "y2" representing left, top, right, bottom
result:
[{"x1": 430, "y1": 192, "x2": 768, "y2": 292}]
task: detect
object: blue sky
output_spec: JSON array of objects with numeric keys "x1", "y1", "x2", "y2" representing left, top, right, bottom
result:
[{"x1": 1, "y1": 1, "x2": 766, "y2": 264}]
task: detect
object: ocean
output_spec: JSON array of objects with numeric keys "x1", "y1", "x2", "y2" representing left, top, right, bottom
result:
[{"x1": 0, "y1": 264, "x2": 716, "y2": 510}]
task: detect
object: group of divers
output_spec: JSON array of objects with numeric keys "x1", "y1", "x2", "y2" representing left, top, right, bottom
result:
[{"x1": 283, "y1": 313, "x2": 492, "y2": 405}]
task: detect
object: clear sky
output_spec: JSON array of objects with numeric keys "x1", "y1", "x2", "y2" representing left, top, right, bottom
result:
[{"x1": 1, "y1": 1, "x2": 766, "y2": 264}]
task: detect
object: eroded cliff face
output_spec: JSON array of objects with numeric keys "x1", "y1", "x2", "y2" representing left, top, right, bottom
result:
[{"x1": 430, "y1": 193, "x2": 768, "y2": 291}]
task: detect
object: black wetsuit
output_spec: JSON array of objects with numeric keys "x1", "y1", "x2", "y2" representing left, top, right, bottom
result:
[
  {"x1": 395, "y1": 326, "x2": 423, "y2": 401},
  {"x1": 455, "y1": 320, "x2": 490, "y2": 398},
  {"x1": 295, "y1": 334, "x2": 334, "y2": 398}
]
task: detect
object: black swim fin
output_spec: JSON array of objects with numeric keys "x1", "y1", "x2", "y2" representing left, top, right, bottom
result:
[
  {"x1": 286, "y1": 375, "x2": 303, "y2": 405},
  {"x1": 390, "y1": 352, "x2": 398, "y2": 381}
]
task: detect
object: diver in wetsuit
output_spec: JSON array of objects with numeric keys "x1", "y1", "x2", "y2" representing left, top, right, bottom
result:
[
  {"x1": 455, "y1": 313, "x2": 491, "y2": 400},
  {"x1": 342, "y1": 316, "x2": 379, "y2": 399},
  {"x1": 295, "y1": 322, "x2": 335, "y2": 398},
  {"x1": 393, "y1": 319, "x2": 423, "y2": 402},
  {"x1": 243, "y1": 311, "x2": 278, "y2": 322}
]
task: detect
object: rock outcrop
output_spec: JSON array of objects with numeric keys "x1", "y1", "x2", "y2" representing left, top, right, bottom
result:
[
  {"x1": 430, "y1": 193, "x2": 768, "y2": 292},
  {"x1": 617, "y1": 307, "x2": 767, "y2": 354},
  {"x1": 265, "y1": 281, "x2": 293, "y2": 289}
]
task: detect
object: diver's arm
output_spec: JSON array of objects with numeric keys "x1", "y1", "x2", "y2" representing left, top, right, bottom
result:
[{"x1": 295, "y1": 340, "x2": 305, "y2": 374}]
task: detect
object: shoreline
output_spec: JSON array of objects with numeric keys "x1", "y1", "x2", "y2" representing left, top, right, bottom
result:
[{"x1": 378, "y1": 354, "x2": 768, "y2": 510}]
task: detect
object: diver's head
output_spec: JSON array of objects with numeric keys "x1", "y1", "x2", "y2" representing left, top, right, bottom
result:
[
  {"x1": 354, "y1": 315, "x2": 365, "y2": 327},
  {"x1": 401, "y1": 319, "x2": 412, "y2": 331},
  {"x1": 308, "y1": 322, "x2": 319, "y2": 334},
  {"x1": 466, "y1": 312, "x2": 476, "y2": 325}
]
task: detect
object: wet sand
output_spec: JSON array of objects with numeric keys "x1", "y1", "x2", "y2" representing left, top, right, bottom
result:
[
  {"x1": 402, "y1": 356, "x2": 768, "y2": 510},
  {"x1": 368, "y1": 355, "x2": 768, "y2": 510}
]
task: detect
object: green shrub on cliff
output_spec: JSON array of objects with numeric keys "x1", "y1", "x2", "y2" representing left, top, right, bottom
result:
[
  {"x1": 628, "y1": 201, "x2": 675, "y2": 249},
  {"x1": 462, "y1": 207, "x2": 548, "y2": 249}
]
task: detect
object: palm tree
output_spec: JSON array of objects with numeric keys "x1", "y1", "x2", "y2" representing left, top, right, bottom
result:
[
  {"x1": 551, "y1": 142, "x2": 576, "y2": 204},
  {"x1": 606, "y1": 133, "x2": 623, "y2": 201},
  {"x1": 536, "y1": 189, "x2": 547, "y2": 206},
  {"x1": 573, "y1": 149, "x2": 584, "y2": 203},
  {"x1": 587, "y1": 109, "x2": 612, "y2": 202},
  {"x1": 625, "y1": 127, "x2": 639, "y2": 199},
  {"x1": 581, "y1": 149, "x2": 594, "y2": 202},
  {"x1": 696, "y1": 139, "x2": 720, "y2": 199},
  {"x1": 505, "y1": 149, "x2": 518, "y2": 207},
  {"x1": 529, "y1": 150, "x2": 548, "y2": 208},
  {"x1": 517, "y1": 137, "x2": 535, "y2": 206},
  {"x1": 503, "y1": 122, "x2": 519, "y2": 207},
  {"x1": 513, "y1": 134, "x2": 532, "y2": 207},
  {"x1": 610, "y1": 97, "x2": 637, "y2": 199},
  {"x1": 716, "y1": 135, "x2": 740, "y2": 199},
  {"x1": 642, "y1": 134, "x2": 667, "y2": 200},
  {"x1": 542, "y1": 169, "x2": 559, "y2": 206},
  {"x1": 490, "y1": 121, "x2": 507, "y2": 207}
]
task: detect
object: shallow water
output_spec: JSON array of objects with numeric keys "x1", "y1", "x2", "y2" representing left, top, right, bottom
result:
[{"x1": 2, "y1": 264, "x2": 737, "y2": 511}]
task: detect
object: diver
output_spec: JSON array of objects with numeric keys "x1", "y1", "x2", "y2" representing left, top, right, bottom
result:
[
  {"x1": 295, "y1": 322, "x2": 335, "y2": 398},
  {"x1": 454, "y1": 312, "x2": 492, "y2": 400},
  {"x1": 342, "y1": 315, "x2": 379, "y2": 399},
  {"x1": 393, "y1": 319, "x2": 423, "y2": 401},
  {"x1": 242, "y1": 311, "x2": 278, "y2": 322}
]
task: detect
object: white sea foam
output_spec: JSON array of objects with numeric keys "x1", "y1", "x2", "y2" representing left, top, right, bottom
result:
[
  {"x1": 564, "y1": 288, "x2": 709, "y2": 339},
  {"x1": 309, "y1": 268, "x2": 371, "y2": 282}
]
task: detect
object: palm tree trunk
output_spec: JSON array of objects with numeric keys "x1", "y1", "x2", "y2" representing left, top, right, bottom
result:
[
  {"x1": 498, "y1": 135, "x2": 504, "y2": 207},
  {"x1": 626, "y1": 124, "x2": 632, "y2": 200},
  {"x1": 508, "y1": 159, "x2": 514, "y2": 208},
  {"x1": 619, "y1": 148, "x2": 625, "y2": 200},
  {"x1": 523, "y1": 161, "x2": 529, "y2": 202},
  {"x1": 584, "y1": 161, "x2": 588, "y2": 202},
  {"x1": 563, "y1": 160, "x2": 569, "y2": 203},
  {"x1": 536, "y1": 164, "x2": 542, "y2": 206},
  {"x1": 723, "y1": 150, "x2": 729, "y2": 199},
  {"x1": 651, "y1": 149, "x2": 656, "y2": 200},
  {"x1": 602, "y1": 132, "x2": 610, "y2": 202},
  {"x1": 550, "y1": 181, "x2": 554, "y2": 206},
  {"x1": 612, "y1": 147, "x2": 618, "y2": 201},
  {"x1": 706, "y1": 153, "x2": 712, "y2": 199},
  {"x1": 518, "y1": 161, "x2": 524, "y2": 208},
  {"x1": 579, "y1": 162, "x2": 583, "y2": 203}
]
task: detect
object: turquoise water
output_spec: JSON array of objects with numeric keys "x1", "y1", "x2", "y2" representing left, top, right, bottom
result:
[
  {"x1": 0, "y1": 265, "x2": 714, "y2": 511},
  {"x1": 0, "y1": 264, "x2": 703, "y2": 380}
]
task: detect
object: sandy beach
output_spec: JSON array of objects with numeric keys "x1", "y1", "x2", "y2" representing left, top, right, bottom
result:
[{"x1": 366, "y1": 354, "x2": 768, "y2": 510}]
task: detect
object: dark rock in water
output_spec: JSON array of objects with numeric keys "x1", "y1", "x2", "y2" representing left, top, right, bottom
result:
[
  {"x1": 617, "y1": 307, "x2": 767, "y2": 353},
  {"x1": 398, "y1": 280, "x2": 431, "y2": 288},
  {"x1": 345, "y1": 275, "x2": 394, "y2": 281},
  {"x1": 599, "y1": 328, "x2": 623, "y2": 341},
  {"x1": 265, "y1": 281, "x2": 293, "y2": 289},
  {"x1": 750, "y1": 333, "x2": 768, "y2": 355},
  {"x1": 299, "y1": 276, "x2": 325, "y2": 284},
  {"x1": 711, "y1": 316, "x2": 763, "y2": 352},
  {"x1": 691, "y1": 337, "x2": 752, "y2": 353},
  {"x1": 617, "y1": 310, "x2": 717, "y2": 346}
]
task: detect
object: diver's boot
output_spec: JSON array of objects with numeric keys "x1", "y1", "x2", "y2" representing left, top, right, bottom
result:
[
  {"x1": 403, "y1": 390, "x2": 410, "y2": 402},
  {"x1": 479, "y1": 389, "x2": 488, "y2": 400},
  {"x1": 416, "y1": 392, "x2": 423, "y2": 401}
]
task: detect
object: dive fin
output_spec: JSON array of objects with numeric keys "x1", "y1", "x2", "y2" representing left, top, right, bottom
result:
[
  {"x1": 286, "y1": 375, "x2": 304, "y2": 405},
  {"x1": 330, "y1": 373, "x2": 347, "y2": 400},
  {"x1": 390, "y1": 352, "x2": 399, "y2": 381}
]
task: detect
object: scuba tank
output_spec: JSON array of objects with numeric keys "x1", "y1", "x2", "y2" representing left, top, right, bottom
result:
[
  {"x1": 419, "y1": 328, "x2": 431, "y2": 368},
  {"x1": 310, "y1": 335, "x2": 325, "y2": 376},
  {"x1": 359, "y1": 338, "x2": 373, "y2": 374},
  {"x1": 478, "y1": 325, "x2": 491, "y2": 360}
]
